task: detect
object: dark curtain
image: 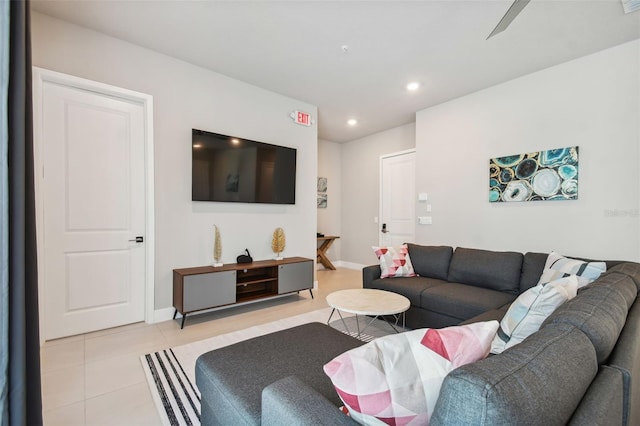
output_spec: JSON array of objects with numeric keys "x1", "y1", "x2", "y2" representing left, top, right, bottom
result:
[{"x1": 3, "y1": 0, "x2": 43, "y2": 424}]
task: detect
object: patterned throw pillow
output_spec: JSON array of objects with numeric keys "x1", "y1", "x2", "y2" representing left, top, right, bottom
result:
[
  {"x1": 372, "y1": 244, "x2": 416, "y2": 278},
  {"x1": 324, "y1": 321, "x2": 499, "y2": 425},
  {"x1": 491, "y1": 275, "x2": 578, "y2": 354},
  {"x1": 537, "y1": 252, "x2": 606, "y2": 288}
]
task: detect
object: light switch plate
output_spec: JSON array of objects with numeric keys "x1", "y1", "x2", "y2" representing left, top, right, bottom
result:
[{"x1": 418, "y1": 216, "x2": 432, "y2": 225}]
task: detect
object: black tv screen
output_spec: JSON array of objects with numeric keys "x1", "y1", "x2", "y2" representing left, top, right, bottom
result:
[{"x1": 192, "y1": 129, "x2": 297, "y2": 204}]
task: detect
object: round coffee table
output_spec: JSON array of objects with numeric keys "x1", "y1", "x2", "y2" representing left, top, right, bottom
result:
[{"x1": 326, "y1": 289, "x2": 410, "y2": 338}]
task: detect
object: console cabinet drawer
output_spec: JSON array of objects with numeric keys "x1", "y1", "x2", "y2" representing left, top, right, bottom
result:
[
  {"x1": 183, "y1": 271, "x2": 236, "y2": 312},
  {"x1": 278, "y1": 261, "x2": 313, "y2": 294}
]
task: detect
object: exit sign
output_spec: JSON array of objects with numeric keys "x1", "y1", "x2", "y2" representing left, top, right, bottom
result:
[{"x1": 291, "y1": 110, "x2": 312, "y2": 127}]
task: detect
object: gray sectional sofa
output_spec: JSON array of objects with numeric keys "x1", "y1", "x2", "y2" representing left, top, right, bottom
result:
[
  {"x1": 363, "y1": 244, "x2": 625, "y2": 329},
  {"x1": 196, "y1": 245, "x2": 640, "y2": 425}
]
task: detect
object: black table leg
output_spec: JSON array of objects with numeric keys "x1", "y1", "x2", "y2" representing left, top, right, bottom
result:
[
  {"x1": 173, "y1": 308, "x2": 178, "y2": 320},
  {"x1": 181, "y1": 314, "x2": 187, "y2": 329}
]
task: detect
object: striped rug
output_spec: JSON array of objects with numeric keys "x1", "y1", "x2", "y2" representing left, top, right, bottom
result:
[{"x1": 141, "y1": 307, "x2": 401, "y2": 426}]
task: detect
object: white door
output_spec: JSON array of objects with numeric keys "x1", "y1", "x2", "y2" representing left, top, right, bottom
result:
[
  {"x1": 39, "y1": 79, "x2": 147, "y2": 339},
  {"x1": 380, "y1": 150, "x2": 416, "y2": 247}
]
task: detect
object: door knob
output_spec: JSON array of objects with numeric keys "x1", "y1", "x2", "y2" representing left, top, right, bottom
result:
[
  {"x1": 381, "y1": 224, "x2": 389, "y2": 233},
  {"x1": 128, "y1": 236, "x2": 144, "y2": 243}
]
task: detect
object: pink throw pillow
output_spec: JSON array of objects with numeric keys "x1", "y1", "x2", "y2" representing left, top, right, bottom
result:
[
  {"x1": 372, "y1": 244, "x2": 416, "y2": 278},
  {"x1": 324, "y1": 321, "x2": 499, "y2": 425}
]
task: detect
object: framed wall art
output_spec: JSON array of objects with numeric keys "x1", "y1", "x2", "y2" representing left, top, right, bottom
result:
[{"x1": 489, "y1": 146, "x2": 578, "y2": 203}]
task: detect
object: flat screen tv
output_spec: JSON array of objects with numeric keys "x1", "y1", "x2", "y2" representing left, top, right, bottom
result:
[{"x1": 192, "y1": 129, "x2": 297, "y2": 204}]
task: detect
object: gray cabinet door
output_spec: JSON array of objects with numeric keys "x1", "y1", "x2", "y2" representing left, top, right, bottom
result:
[
  {"x1": 183, "y1": 270, "x2": 236, "y2": 312},
  {"x1": 278, "y1": 261, "x2": 313, "y2": 294}
]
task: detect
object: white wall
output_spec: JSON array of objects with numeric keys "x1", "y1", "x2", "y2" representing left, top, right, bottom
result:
[
  {"x1": 341, "y1": 123, "x2": 416, "y2": 266},
  {"x1": 31, "y1": 13, "x2": 318, "y2": 310},
  {"x1": 317, "y1": 139, "x2": 342, "y2": 263},
  {"x1": 416, "y1": 40, "x2": 640, "y2": 261}
]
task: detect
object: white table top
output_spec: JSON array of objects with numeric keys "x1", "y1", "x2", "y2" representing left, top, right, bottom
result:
[{"x1": 326, "y1": 289, "x2": 410, "y2": 316}]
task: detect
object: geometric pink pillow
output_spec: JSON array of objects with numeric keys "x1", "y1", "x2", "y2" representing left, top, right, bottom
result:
[
  {"x1": 372, "y1": 244, "x2": 416, "y2": 279},
  {"x1": 324, "y1": 321, "x2": 499, "y2": 425}
]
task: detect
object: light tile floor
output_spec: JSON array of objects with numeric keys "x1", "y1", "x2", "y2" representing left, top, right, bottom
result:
[{"x1": 41, "y1": 267, "x2": 361, "y2": 425}]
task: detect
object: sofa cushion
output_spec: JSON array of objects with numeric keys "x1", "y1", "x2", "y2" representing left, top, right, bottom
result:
[
  {"x1": 491, "y1": 276, "x2": 578, "y2": 354},
  {"x1": 608, "y1": 299, "x2": 640, "y2": 426},
  {"x1": 431, "y1": 323, "x2": 598, "y2": 425},
  {"x1": 406, "y1": 244, "x2": 453, "y2": 280},
  {"x1": 520, "y1": 252, "x2": 548, "y2": 292},
  {"x1": 591, "y1": 270, "x2": 638, "y2": 309},
  {"x1": 195, "y1": 322, "x2": 363, "y2": 426},
  {"x1": 542, "y1": 283, "x2": 632, "y2": 364},
  {"x1": 605, "y1": 262, "x2": 640, "y2": 293},
  {"x1": 367, "y1": 276, "x2": 446, "y2": 307},
  {"x1": 447, "y1": 247, "x2": 523, "y2": 294},
  {"x1": 568, "y1": 366, "x2": 625, "y2": 426},
  {"x1": 262, "y1": 376, "x2": 356, "y2": 426},
  {"x1": 421, "y1": 283, "x2": 517, "y2": 321},
  {"x1": 538, "y1": 252, "x2": 606, "y2": 288},
  {"x1": 372, "y1": 244, "x2": 416, "y2": 278},
  {"x1": 324, "y1": 321, "x2": 499, "y2": 426}
]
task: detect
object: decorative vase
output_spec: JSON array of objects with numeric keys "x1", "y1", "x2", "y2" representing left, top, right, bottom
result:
[
  {"x1": 271, "y1": 227, "x2": 286, "y2": 260},
  {"x1": 213, "y1": 225, "x2": 223, "y2": 267}
]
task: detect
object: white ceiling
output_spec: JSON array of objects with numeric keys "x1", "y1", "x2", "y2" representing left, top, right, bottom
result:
[{"x1": 31, "y1": 0, "x2": 640, "y2": 143}]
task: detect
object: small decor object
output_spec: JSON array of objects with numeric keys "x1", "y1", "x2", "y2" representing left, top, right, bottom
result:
[
  {"x1": 324, "y1": 320, "x2": 499, "y2": 425},
  {"x1": 236, "y1": 249, "x2": 253, "y2": 264},
  {"x1": 271, "y1": 227, "x2": 286, "y2": 260},
  {"x1": 489, "y1": 146, "x2": 579, "y2": 202},
  {"x1": 213, "y1": 225, "x2": 223, "y2": 267},
  {"x1": 372, "y1": 244, "x2": 416, "y2": 278}
]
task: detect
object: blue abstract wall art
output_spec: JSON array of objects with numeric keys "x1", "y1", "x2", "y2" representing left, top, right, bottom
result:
[{"x1": 489, "y1": 146, "x2": 579, "y2": 202}]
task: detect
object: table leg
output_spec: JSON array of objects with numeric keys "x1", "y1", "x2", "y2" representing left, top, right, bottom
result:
[
  {"x1": 336, "y1": 310, "x2": 351, "y2": 335},
  {"x1": 327, "y1": 308, "x2": 336, "y2": 325},
  {"x1": 317, "y1": 239, "x2": 337, "y2": 270}
]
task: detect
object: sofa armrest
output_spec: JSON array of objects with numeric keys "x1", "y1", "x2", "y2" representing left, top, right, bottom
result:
[
  {"x1": 362, "y1": 264, "x2": 381, "y2": 288},
  {"x1": 262, "y1": 376, "x2": 356, "y2": 426}
]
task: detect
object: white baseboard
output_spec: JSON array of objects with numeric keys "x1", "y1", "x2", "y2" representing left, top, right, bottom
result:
[
  {"x1": 153, "y1": 307, "x2": 177, "y2": 323},
  {"x1": 335, "y1": 260, "x2": 368, "y2": 270}
]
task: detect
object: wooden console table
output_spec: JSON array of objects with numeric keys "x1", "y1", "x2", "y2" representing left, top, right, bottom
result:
[
  {"x1": 173, "y1": 257, "x2": 313, "y2": 328},
  {"x1": 317, "y1": 236, "x2": 340, "y2": 270}
]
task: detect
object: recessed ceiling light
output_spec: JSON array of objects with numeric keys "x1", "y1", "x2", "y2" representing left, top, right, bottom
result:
[
  {"x1": 193, "y1": 143, "x2": 202, "y2": 148},
  {"x1": 231, "y1": 138, "x2": 240, "y2": 145},
  {"x1": 347, "y1": 119, "x2": 357, "y2": 126},
  {"x1": 406, "y1": 82, "x2": 420, "y2": 91}
]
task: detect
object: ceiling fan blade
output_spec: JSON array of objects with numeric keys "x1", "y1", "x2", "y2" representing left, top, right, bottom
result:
[{"x1": 487, "y1": 0, "x2": 532, "y2": 39}]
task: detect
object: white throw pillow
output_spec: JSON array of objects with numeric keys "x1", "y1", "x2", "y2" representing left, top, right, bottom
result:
[
  {"x1": 537, "y1": 252, "x2": 606, "y2": 288},
  {"x1": 324, "y1": 321, "x2": 499, "y2": 425},
  {"x1": 372, "y1": 244, "x2": 416, "y2": 278},
  {"x1": 491, "y1": 275, "x2": 578, "y2": 354}
]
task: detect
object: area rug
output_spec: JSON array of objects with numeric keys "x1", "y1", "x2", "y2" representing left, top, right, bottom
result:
[{"x1": 141, "y1": 307, "x2": 404, "y2": 426}]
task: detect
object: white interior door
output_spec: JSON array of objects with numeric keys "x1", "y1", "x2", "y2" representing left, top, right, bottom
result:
[
  {"x1": 39, "y1": 78, "x2": 147, "y2": 340},
  {"x1": 380, "y1": 150, "x2": 416, "y2": 247}
]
